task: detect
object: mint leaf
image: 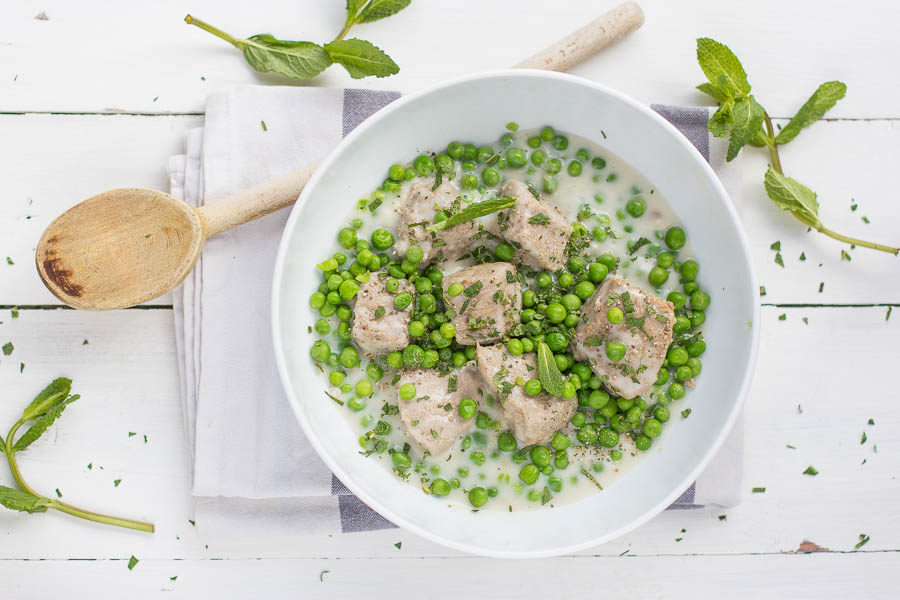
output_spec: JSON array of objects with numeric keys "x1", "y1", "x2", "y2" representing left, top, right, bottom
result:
[
  {"x1": 696, "y1": 82, "x2": 729, "y2": 103},
  {"x1": 324, "y1": 39, "x2": 399, "y2": 79},
  {"x1": 776, "y1": 81, "x2": 847, "y2": 145},
  {"x1": 707, "y1": 100, "x2": 733, "y2": 138},
  {"x1": 22, "y1": 377, "x2": 71, "y2": 421},
  {"x1": 357, "y1": 0, "x2": 411, "y2": 23},
  {"x1": 696, "y1": 38, "x2": 751, "y2": 97},
  {"x1": 241, "y1": 35, "x2": 332, "y2": 79},
  {"x1": 345, "y1": 0, "x2": 368, "y2": 20},
  {"x1": 0, "y1": 486, "x2": 51, "y2": 513},
  {"x1": 726, "y1": 96, "x2": 765, "y2": 162},
  {"x1": 427, "y1": 196, "x2": 516, "y2": 232},
  {"x1": 14, "y1": 395, "x2": 79, "y2": 452},
  {"x1": 764, "y1": 167, "x2": 821, "y2": 228},
  {"x1": 128, "y1": 555, "x2": 139, "y2": 570},
  {"x1": 536, "y1": 342, "x2": 565, "y2": 398},
  {"x1": 2, "y1": 342, "x2": 12, "y2": 356}
]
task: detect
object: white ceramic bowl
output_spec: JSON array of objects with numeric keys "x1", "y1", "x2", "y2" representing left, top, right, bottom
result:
[{"x1": 272, "y1": 70, "x2": 759, "y2": 558}]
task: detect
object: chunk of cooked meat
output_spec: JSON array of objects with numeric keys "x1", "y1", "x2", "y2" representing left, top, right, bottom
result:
[
  {"x1": 396, "y1": 364, "x2": 482, "y2": 455},
  {"x1": 572, "y1": 277, "x2": 675, "y2": 399},
  {"x1": 351, "y1": 276, "x2": 413, "y2": 357},
  {"x1": 497, "y1": 180, "x2": 572, "y2": 271},
  {"x1": 442, "y1": 263, "x2": 521, "y2": 345},
  {"x1": 475, "y1": 345, "x2": 576, "y2": 446},
  {"x1": 393, "y1": 181, "x2": 478, "y2": 264}
]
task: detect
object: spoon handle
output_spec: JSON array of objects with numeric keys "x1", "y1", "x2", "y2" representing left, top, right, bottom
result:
[
  {"x1": 516, "y1": 2, "x2": 644, "y2": 71},
  {"x1": 194, "y1": 2, "x2": 644, "y2": 237},
  {"x1": 196, "y1": 162, "x2": 319, "y2": 237}
]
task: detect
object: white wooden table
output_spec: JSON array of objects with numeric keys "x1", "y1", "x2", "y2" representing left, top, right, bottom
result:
[{"x1": 1, "y1": 1, "x2": 898, "y2": 596}]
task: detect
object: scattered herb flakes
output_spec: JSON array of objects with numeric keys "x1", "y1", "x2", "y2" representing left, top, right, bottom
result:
[
  {"x1": 55, "y1": 488, "x2": 62, "y2": 498},
  {"x1": 201, "y1": 76, "x2": 206, "y2": 81},
  {"x1": 802, "y1": 466, "x2": 818, "y2": 476},
  {"x1": 505, "y1": 121, "x2": 519, "y2": 131},
  {"x1": 818, "y1": 282, "x2": 824, "y2": 293},
  {"x1": 114, "y1": 479, "x2": 122, "y2": 487},
  {"x1": 394, "y1": 542, "x2": 402, "y2": 549},
  {"x1": 759, "y1": 285, "x2": 767, "y2": 296},
  {"x1": 170, "y1": 576, "x2": 178, "y2": 581},
  {"x1": 752, "y1": 487, "x2": 766, "y2": 493},
  {"x1": 786, "y1": 444, "x2": 796, "y2": 449},
  {"x1": 774, "y1": 252, "x2": 784, "y2": 267},
  {"x1": 862, "y1": 216, "x2": 870, "y2": 224},
  {"x1": 868, "y1": 418, "x2": 875, "y2": 425},
  {"x1": 83, "y1": 339, "x2": 89, "y2": 345},
  {"x1": 886, "y1": 307, "x2": 892, "y2": 321},
  {"x1": 778, "y1": 313, "x2": 786, "y2": 321},
  {"x1": 718, "y1": 514, "x2": 727, "y2": 521},
  {"x1": 540, "y1": 486, "x2": 553, "y2": 505},
  {"x1": 802, "y1": 317, "x2": 808, "y2": 325},
  {"x1": 153, "y1": 96, "x2": 159, "y2": 102},
  {"x1": 855, "y1": 534, "x2": 870, "y2": 550},
  {"x1": 87, "y1": 463, "x2": 93, "y2": 470},
  {"x1": 860, "y1": 432, "x2": 867, "y2": 445},
  {"x1": 798, "y1": 404, "x2": 803, "y2": 414},
  {"x1": 319, "y1": 570, "x2": 330, "y2": 582},
  {"x1": 5, "y1": 256, "x2": 13, "y2": 265},
  {"x1": 128, "y1": 432, "x2": 136, "y2": 437},
  {"x1": 840, "y1": 249, "x2": 852, "y2": 261},
  {"x1": 675, "y1": 537, "x2": 683, "y2": 542},
  {"x1": 681, "y1": 408, "x2": 692, "y2": 419},
  {"x1": 188, "y1": 519, "x2": 196, "y2": 526},
  {"x1": 19, "y1": 363, "x2": 24, "y2": 373},
  {"x1": 2, "y1": 342, "x2": 13, "y2": 356},
  {"x1": 374, "y1": 306, "x2": 386, "y2": 319},
  {"x1": 770, "y1": 241, "x2": 781, "y2": 251},
  {"x1": 799, "y1": 252, "x2": 806, "y2": 261},
  {"x1": 528, "y1": 213, "x2": 551, "y2": 226},
  {"x1": 144, "y1": 434, "x2": 148, "y2": 444},
  {"x1": 127, "y1": 555, "x2": 139, "y2": 570},
  {"x1": 619, "y1": 549, "x2": 629, "y2": 556},
  {"x1": 850, "y1": 202, "x2": 858, "y2": 212},
  {"x1": 11, "y1": 307, "x2": 18, "y2": 318},
  {"x1": 261, "y1": 120, "x2": 268, "y2": 131}
]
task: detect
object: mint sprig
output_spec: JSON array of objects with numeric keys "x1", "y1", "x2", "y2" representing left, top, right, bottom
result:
[
  {"x1": 694, "y1": 37, "x2": 898, "y2": 255},
  {"x1": 184, "y1": 0, "x2": 409, "y2": 81},
  {"x1": 0, "y1": 378, "x2": 154, "y2": 533},
  {"x1": 536, "y1": 342, "x2": 565, "y2": 398},
  {"x1": 426, "y1": 196, "x2": 516, "y2": 232}
]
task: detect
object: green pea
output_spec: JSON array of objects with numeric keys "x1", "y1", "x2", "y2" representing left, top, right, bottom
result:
[
  {"x1": 337, "y1": 227, "x2": 357, "y2": 249},
  {"x1": 546, "y1": 303, "x2": 566, "y2": 324},
  {"x1": 507, "y1": 338, "x2": 524, "y2": 356},
  {"x1": 656, "y1": 252, "x2": 674, "y2": 269},
  {"x1": 446, "y1": 141, "x2": 464, "y2": 159},
  {"x1": 391, "y1": 451, "x2": 411, "y2": 470},
  {"x1": 598, "y1": 252, "x2": 617, "y2": 272},
  {"x1": 642, "y1": 418, "x2": 662, "y2": 438},
  {"x1": 687, "y1": 357, "x2": 702, "y2": 377},
  {"x1": 524, "y1": 379, "x2": 542, "y2": 396},
  {"x1": 439, "y1": 323, "x2": 455, "y2": 340},
  {"x1": 571, "y1": 411, "x2": 587, "y2": 428},
  {"x1": 562, "y1": 293, "x2": 581, "y2": 312},
  {"x1": 665, "y1": 226, "x2": 686, "y2": 250},
  {"x1": 469, "y1": 451, "x2": 486, "y2": 466},
  {"x1": 668, "y1": 382, "x2": 686, "y2": 400},
  {"x1": 430, "y1": 478, "x2": 451, "y2": 496},
  {"x1": 338, "y1": 279, "x2": 359, "y2": 301},
  {"x1": 655, "y1": 368, "x2": 670, "y2": 386},
  {"x1": 597, "y1": 427, "x2": 619, "y2": 448},
  {"x1": 520, "y1": 289, "x2": 535, "y2": 308},
  {"x1": 564, "y1": 314, "x2": 579, "y2": 328},
  {"x1": 673, "y1": 315, "x2": 691, "y2": 334},
  {"x1": 394, "y1": 292, "x2": 412, "y2": 310},
  {"x1": 415, "y1": 278, "x2": 432, "y2": 294},
  {"x1": 495, "y1": 242, "x2": 515, "y2": 262},
  {"x1": 577, "y1": 426, "x2": 598, "y2": 445},
  {"x1": 382, "y1": 352, "x2": 401, "y2": 370},
  {"x1": 649, "y1": 266, "x2": 669, "y2": 287},
  {"x1": 530, "y1": 149, "x2": 547, "y2": 166},
  {"x1": 370, "y1": 228, "x2": 394, "y2": 251},
  {"x1": 398, "y1": 383, "x2": 417, "y2": 401},
  {"x1": 573, "y1": 281, "x2": 595, "y2": 301},
  {"x1": 468, "y1": 487, "x2": 489, "y2": 507},
  {"x1": 337, "y1": 305, "x2": 352, "y2": 322},
  {"x1": 348, "y1": 396, "x2": 367, "y2": 412},
  {"x1": 519, "y1": 464, "x2": 540, "y2": 485},
  {"x1": 591, "y1": 156, "x2": 606, "y2": 169},
  {"x1": 690, "y1": 310, "x2": 706, "y2": 328},
  {"x1": 545, "y1": 158, "x2": 562, "y2": 175},
  {"x1": 413, "y1": 154, "x2": 435, "y2": 175},
  {"x1": 588, "y1": 390, "x2": 610, "y2": 410},
  {"x1": 667, "y1": 346, "x2": 689, "y2": 366},
  {"x1": 588, "y1": 263, "x2": 608, "y2": 283},
  {"x1": 524, "y1": 135, "x2": 541, "y2": 149},
  {"x1": 551, "y1": 135, "x2": 569, "y2": 151},
  {"x1": 521, "y1": 338, "x2": 534, "y2": 353},
  {"x1": 387, "y1": 163, "x2": 405, "y2": 182},
  {"x1": 687, "y1": 340, "x2": 707, "y2": 357},
  {"x1": 607, "y1": 307, "x2": 624, "y2": 324},
  {"x1": 382, "y1": 180, "x2": 401, "y2": 194},
  {"x1": 555, "y1": 354, "x2": 569, "y2": 372},
  {"x1": 475, "y1": 412, "x2": 493, "y2": 429},
  {"x1": 463, "y1": 143, "x2": 477, "y2": 160},
  {"x1": 482, "y1": 168, "x2": 500, "y2": 187},
  {"x1": 605, "y1": 341, "x2": 626, "y2": 362},
  {"x1": 310, "y1": 340, "x2": 330, "y2": 362},
  {"x1": 680, "y1": 260, "x2": 699, "y2": 283},
  {"x1": 418, "y1": 293, "x2": 437, "y2": 314},
  {"x1": 654, "y1": 405, "x2": 670, "y2": 423},
  {"x1": 545, "y1": 332, "x2": 568, "y2": 353},
  {"x1": 461, "y1": 160, "x2": 476, "y2": 172},
  {"x1": 402, "y1": 344, "x2": 424, "y2": 367},
  {"x1": 542, "y1": 175, "x2": 558, "y2": 194},
  {"x1": 539, "y1": 126, "x2": 555, "y2": 141},
  {"x1": 626, "y1": 197, "x2": 646, "y2": 218},
  {"x1": 690, "y1": 290, "x2": 711, "y2": 311},
  {"x1": 668, "y1": 291, "x2": 686, "y2": 310},
  {"x1": 529, "y1": 446, "x2": 551, "y2": 468},
  {"x1": 567, "y1": 160, "x2": 582, "y2": 177},
  {"x1": 314, "y1": 319, "x2": 330, "y2": 335},
  {"x1": 635, "y1": 435, "x2": 652, "y2": 451},
  {"x1": 435, "y1": 153, "x2": 453, "y2": 173},
  {"x1": 329, "y1": 371, "x2": 345, "y2": 387},
  {"x1": 408, "y1": 320, "x2": 424, "y2": 338},
  {"x1": 554, "y1": 451, "x2": 569, "y2": 470},
  {"x1": 506, "y1": 148, "x2": 527, "y2": 168},
  {"x1": 536, "y1": 271, "x2": 553, "y2": 288},
  {"x1": 427, "y1": 268, "x2": 443, "y2": 285},
  {"x1": 458, "y1": 397, "x2": 477, "y2": 420},
  {"x1": 464, "y1": 345, "x2": 477, "y2": 360},
  {"x1": 461, "y1": 174, "x2": 478, "y2": 189},
  {"x1": 497, "y1": 430, "x2": 517, "y2": 452},
  {"x1": 338, "y1": 347, "x2": 359, "y2": 369},
  {"x1": 673, "y1": 365, "x2": 692, "y2": 382}
]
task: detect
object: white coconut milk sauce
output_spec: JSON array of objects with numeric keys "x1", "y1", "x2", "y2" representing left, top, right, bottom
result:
[{"x1": 308, "y1": 127, "x2": 700, "y2": 512}]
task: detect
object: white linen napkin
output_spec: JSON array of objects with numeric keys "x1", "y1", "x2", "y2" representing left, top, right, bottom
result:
[{"x1": 167, "y1": 87, "x2": 743, "y2": 540}]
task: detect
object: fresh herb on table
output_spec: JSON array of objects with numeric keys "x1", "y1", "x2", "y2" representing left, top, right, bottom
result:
[
  {"x1": 855, "y1": 533, "x2": 870, "y2": 550},
  {"x1": 184, "y1": 0, "x2": 410, "y2": 81},
  {"x1": 694, "y1": 38, "x2": 899, "y2": 255},
  {"x1": 0, "y1": 378, "x2": 154, "y2": 533},
  {"x1": 802, "y1": 466, "x2": 818, "y2": 476},
  {"x1": 127, "y1": 555, "x2": 139, "y2": 570},
  {"x1": 752, "y1": 487, "x2": 766, "y2": 493}
]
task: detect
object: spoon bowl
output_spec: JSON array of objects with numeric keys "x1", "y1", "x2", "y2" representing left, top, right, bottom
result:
[{"x1": 36, "y1": 188, "x2": 205, "y2": 310}]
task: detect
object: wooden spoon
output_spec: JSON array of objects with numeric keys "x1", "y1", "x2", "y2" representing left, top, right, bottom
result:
[{"x1": 36, "y1": 2, "x2": 644, "y2": 310}]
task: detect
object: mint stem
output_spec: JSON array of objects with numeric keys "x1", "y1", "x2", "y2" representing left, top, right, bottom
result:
[
  {"x1": 4, "y1": 419, "x2": 154, "y2": 533},
  {"x1": 763, "y1": 111, "x2": 898, "y2": 256},
  {"x1": 184, "y1": 14, "x2": 244, "y2": 49}
]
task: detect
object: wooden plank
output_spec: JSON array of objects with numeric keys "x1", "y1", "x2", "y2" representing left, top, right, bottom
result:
[
  {"x1": 0, "y1": 306, "x2": 895, "y2": 560},
  {"x1": 0, "y1": 114, "x2": 202, "y2": 305},
  {"x1": 0, "y1": 551, "x2": 894, "y2": 598},
  {"x1": 1, "y1": 0, "x2": 899, "y2": 117},
  {"x1": 2, "y1": 114, "x2": 898, "y2": 306}
]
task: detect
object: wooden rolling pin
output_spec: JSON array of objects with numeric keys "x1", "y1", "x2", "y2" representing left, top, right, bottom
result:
[{"x1": 36, "y1": 2, "x2": 644, "y2": 310}]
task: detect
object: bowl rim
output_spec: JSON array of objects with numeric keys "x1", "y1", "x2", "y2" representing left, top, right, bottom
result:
[{"x1": 270, "y1": 68, "x2": 761, "y2": 558}]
